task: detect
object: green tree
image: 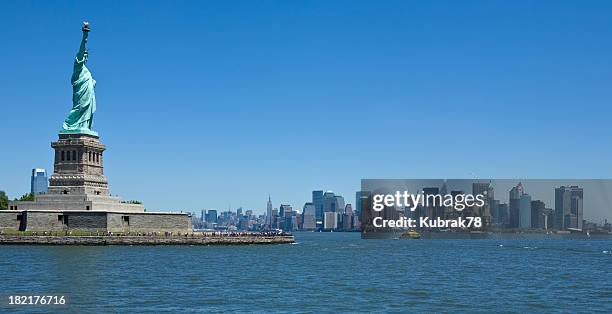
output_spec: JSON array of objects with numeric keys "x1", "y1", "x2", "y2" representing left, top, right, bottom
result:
[
  {"x1": 16, "y1": 192, "x2": 34, "y2": 202},
  {"x1": 0, "y1": 191, "x2": 8, "y2": 210},
  {"x1": 122, "y1": 200, "x2": 142, "y2": 204}
]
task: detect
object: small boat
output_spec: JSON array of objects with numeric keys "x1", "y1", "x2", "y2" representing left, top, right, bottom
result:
[{"x1": 400, "y1": 230, "x2": 421, "y2": 239}]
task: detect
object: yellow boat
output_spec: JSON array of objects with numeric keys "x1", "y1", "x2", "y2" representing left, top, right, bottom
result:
[{"x1": 400, "y1": 230, "x2": 421, "y2": 239}]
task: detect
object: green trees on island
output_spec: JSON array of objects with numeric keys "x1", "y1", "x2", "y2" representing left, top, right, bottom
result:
[
  {"x1": 0, "y1": 191, "x2": 36, "y2": 209},
  {"x1": 16, "y1": 192, "x2": 35, "y2": 202},
  {"x1": 0, "y1": 191, "x2": 8, "y2": 210}
]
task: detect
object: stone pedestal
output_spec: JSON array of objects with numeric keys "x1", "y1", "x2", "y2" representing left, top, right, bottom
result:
[
  {"x1": 49, "y1": 133, "x2": 109, "y2": 196},
  {"x1": 9, "y1": 133, "x2": 145, "y2": 213}
]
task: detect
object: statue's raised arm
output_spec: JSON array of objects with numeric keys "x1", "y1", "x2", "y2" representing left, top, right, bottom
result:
[
  {"x1": 61, "y1": 21, "x2": 98, "y2": 136},
  {"x1": 75, "y1": 22, "x2": 90, "y2": 64}
]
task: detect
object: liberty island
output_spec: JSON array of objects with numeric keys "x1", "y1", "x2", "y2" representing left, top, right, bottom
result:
[{"x1": 0, "y1": 22, "x2": 293, "y2": 245}]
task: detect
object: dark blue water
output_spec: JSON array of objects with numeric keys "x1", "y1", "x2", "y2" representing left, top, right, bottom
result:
[{"x1": 1, "y1": 232, "x2": 610, "y2": 313}]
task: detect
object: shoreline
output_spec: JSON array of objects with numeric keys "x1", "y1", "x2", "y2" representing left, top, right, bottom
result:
[{"x1": 0, "y1": 234, "x2": 295, "y2": 246}]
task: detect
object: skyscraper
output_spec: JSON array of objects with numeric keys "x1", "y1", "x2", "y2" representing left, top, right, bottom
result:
[
  {"x1": 323, "y1": 191, "x2": 336, "y2": 212},
  {"x1": 271, "y1": 208, "x2": 279, "y2": 229},
  {"x1": 570, "y1": 188, "x2": 584, "y2": 230},
  {"x1": 472, "y1": 181, "x2": 493, "y2": 221},
  {"x1": 279, "y1": 204, "x2": 292, "y2": 217},
  {"x1": 334, "y1": 195, "x2": 345, "y2": 214},
  {"x1": 206, "y1": 210, "x2": 218, "y2": 224},
  {"x1": 30, "y1": 168, "x2": 48, "y2": 195},
  {"x1": 312, "y1": 190, "x2": 324, "y2": 223},
  {"x1": 490, "y1": 199, "x2": 500, "y2": 224},
  {"x1": 531, "y1": 200, "x2": 546, "y2": 229},
  {"x1": 324, "y1": 211, "x2": 338, "y2": 230},
  {"x1": 302, "y1": 202, "x2": 316, "y2": 230},
  {"x1": 509, "y1": 183, "x2": 524, "y2": 228},
  {"x1": 519, "y1": 194, "x2": 532, "y2": 229},
  {"x1": 355, "y1": 191, "x2": 371, "y2": 227},
  {"x1": 344, "y1": 204, "x2": 353, "y2": 215},
  {"x1": 266, "y1": 195, "x2": 273, "y2": 226},
  {"x1": 355, "y1": 191, "x2": 371, "y2": 216},
  {"x1": 472, "y1": 182, "x2": 490, "y2": 197},
  {"x1": 341, "y1": 204, "x2": 354, "y2": 231},
  {"x1": 555, "y1": 186, "x2": 583, "y2": 230}
]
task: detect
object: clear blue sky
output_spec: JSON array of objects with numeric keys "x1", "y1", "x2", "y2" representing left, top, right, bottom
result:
[{"x1": 1, "y1": 1, "x2": 611, "y2": 215}]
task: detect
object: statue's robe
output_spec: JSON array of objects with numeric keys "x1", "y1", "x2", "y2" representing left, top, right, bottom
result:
[{"x1": 62, "y1": 54, "x2": 96, "y2": 132}]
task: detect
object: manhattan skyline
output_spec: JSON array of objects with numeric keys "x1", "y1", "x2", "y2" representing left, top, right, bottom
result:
[{"x1": 1, "y1": 1, "x2": 612, "y2": 214}]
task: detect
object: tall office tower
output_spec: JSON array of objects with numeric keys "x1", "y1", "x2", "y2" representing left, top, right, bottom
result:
[
  {"x1": 343, "y1": 204, "x2": 354, "y2": 230},
  {"x1": 341, "y1": 213, "x2": 352, "y2": 230},
  {"x1": 284, "y1": 215, "x2": 297, "y2": 231},
  {"x1": 509, "y1": 182, "x2": 524, "y2": 228},
  {"x1": 472, "y1": 181, "x2": 493, "y2": 220},
  {"x1": 334, "y1": 195, "x2": 345, "y2": 214},
  {"x1": 236, "y1": 207, "x2": 243, "y2": 216},
  {"x1": 302, "y1": 202, "x2": 316, "y2": 230},
  {"x1": 344, "y1": 204, "x2": 353, "y2": 215},
  {"x1": 472, "y1": 182, "x2": 491, "y2": 196},
  {"x1": 490, "y1": 199, "x2": 500, "y2": 224},
  {"x1": 201, "y1": 210, "x2": 205, "y2": 223},
  {"x1": 271, "y1": 208, "x2": 279, "y2": 229},
  {"x1": 355, "y1": 191, "x2": 371, "y2": 216},
  {"x1": 356, "y1": 191, "x2": 370, "y2": 228},
  {"x1": 30, "y1": 168, "x2": 48, "y2": 195},
  {"x1": 555, "y1": 186, "x2": 583, "y2": 230},
  {"x1": 323, "y1": 191, "x2": 336, "y2": 212},
  {"x1": 555, "y1": 187, "x2": 569, "y2": 229},
  {"x1": 570, "y1": 187, "x2": 584, "y2": 230},
  {"x1": 323, "y1": 211, "x2": 338, "y2": 230},
  {"x1": 498, "y1": 203, "x2": 509, "y2": 226},
  {"x1": 519, "y1": 194, "x2": 532, "y2": 229},
  {"x1": 266, "y1": 195, "x2": 273, "y2": 226},
  {"x1": 530, "y1": 200, "x2": 546, "y2": 229},
  {"x1": 279, "y1": 204, "x2": 292, "y2": 217},
  {"x1": 206, "y1": 209, "x2": 218, "y2": 224},
  {"x1": 312, "y1": 190, "x2": 324, "y2": 223}
]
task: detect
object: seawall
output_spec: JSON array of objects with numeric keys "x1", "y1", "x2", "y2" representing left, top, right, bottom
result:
[{"x1": 0, "y1": 235, "x2": 295, "y2": 245}]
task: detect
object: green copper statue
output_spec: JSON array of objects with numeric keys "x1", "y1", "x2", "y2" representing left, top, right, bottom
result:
[{"x1": 61, "y1": 21, "x2": 98, "y2": 136}]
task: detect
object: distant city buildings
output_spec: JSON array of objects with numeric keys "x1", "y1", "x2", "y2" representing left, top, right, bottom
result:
[
  {"x1": 255, "y1": 190, "x2": 360, "y2": 232},
  {"x1": 263, "y1": 190, "x2": 358, "y2": 232},
  {"x1": 30, "y1": 168, "x2": 48, "y2": 195},
  {"x1": 191, "y1": 182, "x2": 598, "y2": 233},
  {"x1": 485, "y1": 183, "x2": 586, "y2": 232}
]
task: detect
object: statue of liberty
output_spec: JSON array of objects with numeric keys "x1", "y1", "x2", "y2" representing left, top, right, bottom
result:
[{"x1": 61, "y1": 21, "x2": 97, "y2": 136}]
